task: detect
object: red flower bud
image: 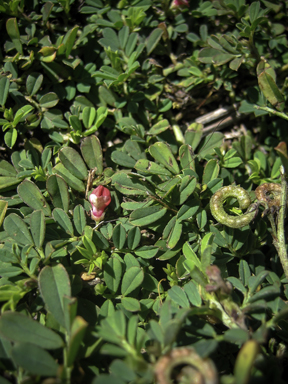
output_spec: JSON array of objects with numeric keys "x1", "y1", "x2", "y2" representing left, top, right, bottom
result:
[
  {"x1": 89, "y1": 185, "x2": 111, "y2": 222},
  {"x1": 171, "y1": 0, "x2": 189, "y2": 8}
]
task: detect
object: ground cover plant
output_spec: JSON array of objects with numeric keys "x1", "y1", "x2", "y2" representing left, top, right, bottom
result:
[{"x1": 1, "y1": 0, "x2": 288, "y2": 383}]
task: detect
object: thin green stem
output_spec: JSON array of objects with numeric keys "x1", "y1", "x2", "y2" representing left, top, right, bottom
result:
[{"x1": 254, "y1": 105, "x2": 288, "y2": 121}]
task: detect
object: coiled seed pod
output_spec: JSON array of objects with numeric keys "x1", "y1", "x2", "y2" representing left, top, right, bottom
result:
[{"x1": 210, "y1": 186, "x2": 256, "y2": 228}]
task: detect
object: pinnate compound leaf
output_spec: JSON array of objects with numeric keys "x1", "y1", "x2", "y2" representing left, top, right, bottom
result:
[
  {"x1": 17, "y1": 180, "x2": 51, "y2": 216},
  {"x1": 38, "y1": 264, "x2": 71, "y2": 329},
  {"x1": 4, "y1": 213, "x2": 34, "y2": 246},
  {"x1": 11, "y1": 343, "x2": 59, "y2": 376},
  {"x1": 0, "y1": 312, "x2": 63, "y2": 349}
]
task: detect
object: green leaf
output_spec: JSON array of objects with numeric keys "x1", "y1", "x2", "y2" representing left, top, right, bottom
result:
[
  {"x1": 80, "y1": 135, "x2": 103, "y2": 174},
  {"x1": 149, "y1": 119, "x2": 170, "y2": 135},
  {"x1": 146, "y1": 28, "x2": 163, "y2": 55},
  {"x1": 39, "y1": 92, "x2": 59, "y2": 108},
  {"x1": 0, "y1": 312, "x2": 63, "y2": 349},
  {"x1": 200, "y1": 233, "x2": 214, "y2": 270},
  {"x1": 197, "y1": 132, "x2": 224, "y2": 159},
  {"x1": 0, "y1": 266, "x2": 23, "y2": 278},
  {"x1": 52, "y1": 208, "x2": 74, "y2": 236},
  {"x1": 134, "y1": 245, "x2": 158, "y2": 259},
  {"x1": 54, "y1": 163, "x2": 85, "y2": 192},
  {"x1": 149, "y1": 142, "x2": 179, "y2": 174},
  {"x1": 0, "y1": 200, "x2": 8, "y2": 227},
  {"x1": 198, "y1": 48, "x2": 235, "y2": 65},
  {"x1": 167, "y1": 286, "x2": 190, "y2": 308},
  {"x1": 59, "y1": 147, "x2": 88, "y2": 180},
  {"x1": 30, "y1": 210, "x2": 45, "y2": 248},
  {"x1": 121, "y1": 267, "x2": 144, "y2": 296},
  {"x1": 249, "y1": 1, "x2": 260, "y2": 23},
  {"x1": 92, "y1": 231, "x2": 109, "y2": 250},
  {"x1": 0, "y1": 160, "x2": 17, "y2": 177},
  {"x1": 66, "y1": 316, "x2": 88, "y2": 366},
  {"x1": 46, "y1": 174, "x2": 70, "y2": 212},
  {"x1": 69, "y1": 115, "x2": 82, "y2": 132},
  {"x1": 183, "y1": 242, "x2": 203, "y2": 272},
  {"x1": 111, "y1": 151, "x2": 136, "y2": 168},
  {"x1": 104, "y1": 257, "x2": 122, "y2": 294},
  {"x1": 82, "y1": 107, "x2": 96, "y2": 129},
  {"x1": 0, "y1": 176, "x2": 20, "y2": 191},
  {"x1": 177, "y1": 199, "x2": 199, "y2": 221},
  {"x1": 26, "y1": 73, "x2": 43, "y2": 96},
  {"x1": 38, "y1": 264, "x2": 71, "y2": 329},
  {"x1": 0, "y1": 77, "x2": 10, "y2": 106},
  {"x1": 179, "y1": 177, "x2": 197, "y2": 205},
  {"x1": 166, "y1": 220, "x2": 182, "y2": 249},
  {"x1": 11, "y1": 343, "x2": 59, "y2": 376},
  {"x1": 258, "y1": 71, "x2": 284, "y2": 111},
  {"x1": 134, "y1": 159, "x2": 172, "y2": 176},
  {"x1": 17, "y1": 180, "x2": 51, "y2": 216},
  {"x1": 4, "y1": 213, "x2": 34, "y2": 246},
  {"x1": 118, "y1": 26, "x2": 129, "y2": 49},
  {"x1": 99, "y1": 28, "x2": 119, "y2": 51},
  {"x1": 4, "y1": 128, "x2": 17, "y2": 149},
  {"x1": 130, "y1": 205, "x2": 167, "y2": 226},
  {"x1": 121, "y1": 297, "x2": 140, "y2": 312},
  {"x1": 202, "y1": 160, "x2": 219, "y2": 184},
  {"x1": 13, "y1": 105, "x2": 34, "y2": 125},
  {"x1": 64, "y1": 25, "x2": 79, "y2": 58},
  {"x1": 184, "y1": 281, "x2": 202, "y2": 307},
  {"x1": 112, "y1": 224, "x2": 126, "y2": 249},
  {"x1": 6, "y1": 18, "x2": 22, "y2": 54},
  {"x1": 112, "y1": 172, "x2": 148, "y2": 196},
  {"x1": 127, "y1": 226, "x2": 141, "y2": 250},
  {"x1": 73, "y1": 205, "x2": 87, "y2": 235}
]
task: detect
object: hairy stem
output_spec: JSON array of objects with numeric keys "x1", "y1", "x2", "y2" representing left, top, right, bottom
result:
[{"x1": 276, "y1": 167, "x2": 288, "y2": 279}]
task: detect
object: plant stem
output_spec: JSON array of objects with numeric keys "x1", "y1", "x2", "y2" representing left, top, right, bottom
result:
[
  {"x1": 276, "y1": 167, "x2": 288, "y2": 279},
  {"x1": 254, "y1": 105, "x2": 288, "y2": 121}
]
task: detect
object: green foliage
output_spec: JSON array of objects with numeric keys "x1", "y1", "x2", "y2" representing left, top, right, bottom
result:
[{"x1": 1, "y1": 0, "x2": 288, "y2": 383}]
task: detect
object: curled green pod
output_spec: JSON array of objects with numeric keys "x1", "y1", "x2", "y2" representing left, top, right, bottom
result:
[
  {"x1": 255, "y1": 183, "x2": 281, "y2": 208},
  {"x1": 210, "y1": 186, "x2": 256, "y2": 228},
  {"x1": 154, "y1": 347, "x2": 218, "y2": 384}
]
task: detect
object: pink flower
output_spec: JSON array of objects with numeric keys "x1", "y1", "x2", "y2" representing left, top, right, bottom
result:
[
  {"x1": 171, "y1": 0, "x2": 189, "y2": 8},
  {"x1": 89, "y1": 186, "x2": 111, "y2": 222}
]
